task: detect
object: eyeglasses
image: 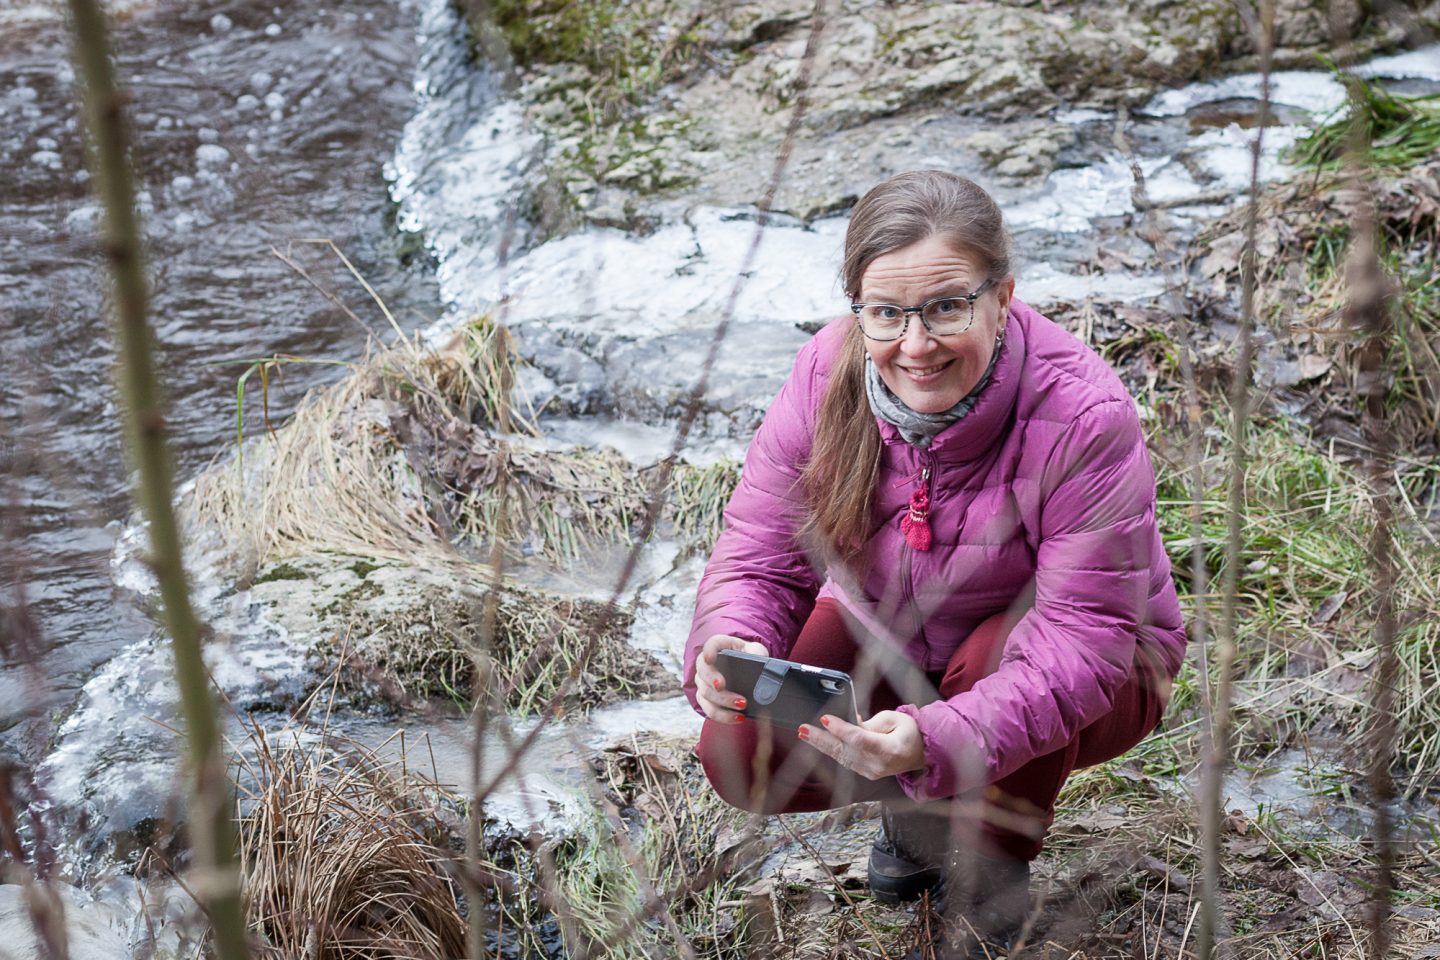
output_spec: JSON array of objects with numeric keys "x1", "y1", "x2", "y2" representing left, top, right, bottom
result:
[{"x1": 850, "y1": 278, "x2": 998, "y2": 341}]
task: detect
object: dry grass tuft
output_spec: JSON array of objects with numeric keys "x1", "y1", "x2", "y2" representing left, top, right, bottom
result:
[
  {"x1": 187, "y1": 315, "x2": 744, "y2": 575},
  {"x1": 308, "y1": 563, "x2": 676, "y2": 714},
  {"x1": 235, "y1": 725, "x2": 468, "y2": 960}
]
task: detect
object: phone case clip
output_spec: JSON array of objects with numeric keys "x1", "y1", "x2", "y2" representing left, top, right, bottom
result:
[{"x1": 751, "y1": 659, "x2": 792, "y2": 705}]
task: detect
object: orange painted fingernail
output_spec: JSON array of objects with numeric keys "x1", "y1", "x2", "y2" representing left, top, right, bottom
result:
[
  {"x1": 797, "y1": 725, "x2": 809, "y2": 741},
  {"x1": 734, "y1": 714, "x2": 745, "y2": 724},
  {"x1": 712, "y1": 678, "x2": 721, "y2": 690},
  {"x1": 735, "y1": 698, "x2": 747, "y2": 710},
  {"x1": 819, "y1": 715, "x2": 831, "y2": 728}
]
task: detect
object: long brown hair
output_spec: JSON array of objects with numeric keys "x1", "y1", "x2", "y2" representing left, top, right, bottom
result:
[{"x1": 801, "y1": 171, "x2": 1013, "y2": 565}]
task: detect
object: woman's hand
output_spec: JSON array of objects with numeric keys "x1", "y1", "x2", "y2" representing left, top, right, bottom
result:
[
  {"x1": 693, "y1": 634, "x2": 769, "y2": 723},
  {"x1": 798, "y1": 710, "x2": 927, "y2": 780}
]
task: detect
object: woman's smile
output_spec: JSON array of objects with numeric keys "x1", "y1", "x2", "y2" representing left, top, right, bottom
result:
[
  {"x1": 857, "y1": 235, "x2": 1012, "y2": 415},
  {"x1": 898, "y1": 360, "x2": 952, "y2": 380}
]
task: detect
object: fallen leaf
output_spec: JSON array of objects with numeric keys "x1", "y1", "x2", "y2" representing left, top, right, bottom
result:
[
  {"x1": 1311, "y1": 590, "x2": 1348, "y2": 625},
  {"x1": 1201, "y1": 232, "x2": 1245, "y2": 278},
  {"x1": 1135, "y1": 855, "x2": 1191, "y2": 891},
  {"x1": 1225, "y1": 837, "x2": 1270, "y2": 859},
  {"x1": 713, "y1": 822, "x2": 758, "y2": 861},
  {"x1": 1298, "y1": 353, "x2": 1332, "y2": 381},
  {"x1": 1063, "y1": 809, "x2": 1129, "y2": 834},
  {"x1": 1296, "y1": 868, "x2": 1368, "y2": 917}
]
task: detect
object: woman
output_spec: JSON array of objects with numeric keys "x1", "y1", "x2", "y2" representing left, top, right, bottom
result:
[{"x1": 682, "y1": 171, "x2": 1186, "y2": 957}]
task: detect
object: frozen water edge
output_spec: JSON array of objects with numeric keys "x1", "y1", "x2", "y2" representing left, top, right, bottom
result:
[
  {"x1": 350, "y1": 695, "x2": 704, "y2": 834},
  {"x1": 1142, "y1": 42, "x2": 1440, "y2": 118}
]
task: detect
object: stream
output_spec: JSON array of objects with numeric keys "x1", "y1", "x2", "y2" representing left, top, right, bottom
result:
[{"x1": 2, "y1": 0, "x2": 1438, "y2": 944}]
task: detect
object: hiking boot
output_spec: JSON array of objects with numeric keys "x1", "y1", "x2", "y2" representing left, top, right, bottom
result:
[
  {"x1": 868, "y1": 802, "x2": 951, "y2": 904},
  {"x1": 905, "y1": 856, "x2": 1031, "y2": 960}
]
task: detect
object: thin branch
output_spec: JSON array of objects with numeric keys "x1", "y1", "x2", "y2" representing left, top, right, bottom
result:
[
  {"x1": 1341, "y1": 71, "x2": 1401, "y2": 960},
  {"x1": 64, "y1": 1, "x2": 249, "y2": 957},
  {"x1": 1198, "y1": 3, "x2": 1274, "y2": 958}
]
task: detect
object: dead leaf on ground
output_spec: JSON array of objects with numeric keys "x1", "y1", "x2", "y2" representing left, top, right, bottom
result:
[
  {"x1": 1134, "y1": 854, "x2": 1191, "y2": 891},
  {"x1": 1298, "y1": 353, "x2": 1332, "y2": 381},
  {"x1": 1225, "y1": 836, "x2": 1270, "y2": 859},
  {"x1": 1311, "y1": 590, "x2": 1348, "y2": 625},
  {"x1": 1201, "y1": 232, "x2": 1245, "y2": 278},
  {"x1": 1296, "y1": 868, "x2": 1368, "y2": 917},
  {"x1": 1061, "y1": 808, "x2": 1130, "y2": 834}
]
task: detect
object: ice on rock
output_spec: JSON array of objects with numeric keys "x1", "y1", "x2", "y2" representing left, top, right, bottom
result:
[
  {"x1": 195, "y1": 143, "x2": 231, "y2": 168},
  {"x1": 1357, "y1": 44, "x2": 1440, "y2": 83},
  {"x1": 209, "y1": 13, "x2": 233, "y2": 33},
  {"x1": 64, "y1": 204, "x2": 101, "y2": 232},
  {"x1": 1142, "y1": 70, "x2": 1349, "y2": 118}
]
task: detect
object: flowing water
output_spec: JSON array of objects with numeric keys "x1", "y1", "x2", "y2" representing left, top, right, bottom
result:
[
  {"x1": 1, "y1": 0, "x2": 439, "y2": 763},
  {"x1": 3, "y1": 0, "x2": 1438, "y2": 908}
]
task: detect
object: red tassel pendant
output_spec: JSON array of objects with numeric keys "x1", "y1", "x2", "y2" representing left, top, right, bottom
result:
[{"x1": 900, "y1": 468, "x2": 932, "y2": 551}]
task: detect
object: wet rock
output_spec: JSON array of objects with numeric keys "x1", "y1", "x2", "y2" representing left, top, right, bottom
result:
[
  {"x1": 968, "y1": 123, "x2": 1077, "y2": 181},
  {"x1": 0, "y1": 883, "x2": 129, "y2": 960},
  {"x1": 458, "y1": 0, "x2": 1435, "y2": 230}
]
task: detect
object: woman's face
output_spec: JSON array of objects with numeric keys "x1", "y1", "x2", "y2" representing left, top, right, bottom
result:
[{"x1": 857, "y1": 235, "x2": 1013, "y2": 415}]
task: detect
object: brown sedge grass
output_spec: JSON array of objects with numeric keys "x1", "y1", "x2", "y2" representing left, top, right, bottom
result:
[
  {"x1": 190, "y1": 312, "x2": 747, "y2": 573},
  {"x1": 232, "y1": 721, "x2": 469, "y2": 959}
]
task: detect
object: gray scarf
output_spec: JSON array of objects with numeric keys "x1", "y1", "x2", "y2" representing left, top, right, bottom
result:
[{"x1": 865, "y1": 334, "x2": 1004, "y2": 448}]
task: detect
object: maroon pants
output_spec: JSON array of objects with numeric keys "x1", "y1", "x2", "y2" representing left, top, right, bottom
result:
[{"x1": 696, "y1": 598, "x2": 1170, "y2": 861}]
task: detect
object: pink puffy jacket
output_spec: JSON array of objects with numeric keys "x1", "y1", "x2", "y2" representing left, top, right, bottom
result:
[{"x1": 682, "y1": 299, "x2": 1187, "y2": 803}]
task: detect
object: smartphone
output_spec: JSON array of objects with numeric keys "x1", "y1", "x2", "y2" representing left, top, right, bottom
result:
[{"x1": 715, "y1": 650, "x2": 858, "y2": 730}]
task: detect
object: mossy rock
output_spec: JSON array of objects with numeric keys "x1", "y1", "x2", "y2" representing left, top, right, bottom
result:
[{"x1": 251, "y1": 554, "x2": 678, "y2": 715}]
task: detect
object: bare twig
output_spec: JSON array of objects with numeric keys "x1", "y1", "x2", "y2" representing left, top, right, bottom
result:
[
  {"x1": 1341, "y1": 71, "x2": 1401, "y2": 960},
  {"x1": 64, "y1": 2, "x2": 249, "y2": 957},
  {"x1": 1198, "y1": 3, "x2": 1274, "y2": 958}
]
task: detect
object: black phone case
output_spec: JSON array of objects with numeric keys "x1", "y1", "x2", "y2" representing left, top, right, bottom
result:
[{"x1": 715, "y1": 650, "x2": 858, "y2": 729}]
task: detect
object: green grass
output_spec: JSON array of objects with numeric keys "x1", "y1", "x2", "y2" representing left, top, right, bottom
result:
[
  {"x1": 1287, "y1": 70, "x2": 1440, "y2": 172},
  {"x1": 666, "y1": 460, "x2": 742, "y2": 552},
  {"x1": 491, "y1": 736, "x2": 756, "y2": 958},
  {"x1": 1152, "y1": 415, "x2": 1440, "y2": 788}
]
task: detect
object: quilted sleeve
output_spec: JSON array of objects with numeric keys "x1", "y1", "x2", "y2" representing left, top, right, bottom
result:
[
  {"x1": 680, "y1": 342, "x2": 826, "y2": 714},
  {"x1": 895, "y1": 398, "x2": 1155, "y2": 801}
]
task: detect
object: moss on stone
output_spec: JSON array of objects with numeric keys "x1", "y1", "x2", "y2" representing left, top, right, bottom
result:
[
  {"x1": 350, "y1": 559, "x2": 384, "y2": 579},
  {"x1": 253, "y1": 561, "x2": 309, "y2": 584}
]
